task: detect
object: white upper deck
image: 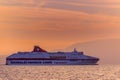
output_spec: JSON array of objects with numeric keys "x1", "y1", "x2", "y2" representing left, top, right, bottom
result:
[{"x1": 7, "y1": 46, "x2": 99, "y2": 60}]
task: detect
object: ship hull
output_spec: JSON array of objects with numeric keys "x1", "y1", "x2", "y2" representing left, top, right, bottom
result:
[
  {"x1": 6, "y1": 59, "x2": 99, "y2": 65},
  {"x1": 6, "y1": 46, "x2": 99, "y2": 65}
]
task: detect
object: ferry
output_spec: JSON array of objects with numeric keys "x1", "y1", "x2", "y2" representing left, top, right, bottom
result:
[{"x1": 6, "y1": 46, "x2": 99, "y2": 65}]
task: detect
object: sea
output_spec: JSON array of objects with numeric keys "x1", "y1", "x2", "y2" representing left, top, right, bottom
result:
[{"x1": 0, "y1": 65, "x2": 120, "y2": 80}]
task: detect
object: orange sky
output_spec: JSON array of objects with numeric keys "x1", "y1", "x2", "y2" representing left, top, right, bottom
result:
[{"x1": 0, "y1": 0, "x2": 120, "y2": 55}]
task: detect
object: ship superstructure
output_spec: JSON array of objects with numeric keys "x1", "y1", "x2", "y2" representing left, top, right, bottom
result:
[{"x1": 6, "y1": 46, "x2": 99, "y2": 65}]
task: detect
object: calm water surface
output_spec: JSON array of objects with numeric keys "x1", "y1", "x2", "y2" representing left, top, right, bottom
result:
[{"x1": 0, "y1": 65, "x2": 120, "y2": 80}]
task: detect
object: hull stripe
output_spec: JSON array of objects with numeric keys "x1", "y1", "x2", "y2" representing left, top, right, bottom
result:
[{"x1": 7, "y1": 58, "x2": 99, "y2": 60}]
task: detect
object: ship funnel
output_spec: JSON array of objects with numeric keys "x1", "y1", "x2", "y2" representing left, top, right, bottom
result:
[{"x1": 32, "y1": 46, "x2": 47, "y2": 52}]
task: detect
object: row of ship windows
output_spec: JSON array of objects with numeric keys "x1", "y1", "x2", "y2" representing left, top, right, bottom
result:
[
  {"x1": 9, "y1": 61, "x2": 96, "y2": 63},
  {"x1": 69, "y1": 60, "x2": 97, "y2": 63},
  {"x1": 70, "y1": 59, "x2": 96, "y2": 61},
  {"x1": 10, "y1": 60, "x2": 96, "y2": 64},
  {"x1": 11, "y1": 62, "x2": 52, "y2": 64}
]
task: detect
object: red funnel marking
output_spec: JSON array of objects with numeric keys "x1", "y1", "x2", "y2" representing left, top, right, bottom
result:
[{"x1": 32, "y1": 46, "x2": 47, "y2": 52}]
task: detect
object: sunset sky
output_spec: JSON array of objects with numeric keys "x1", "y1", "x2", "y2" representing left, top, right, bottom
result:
[{"x1": 0, "y1": 0, "x2": 120, "y2": 55}]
